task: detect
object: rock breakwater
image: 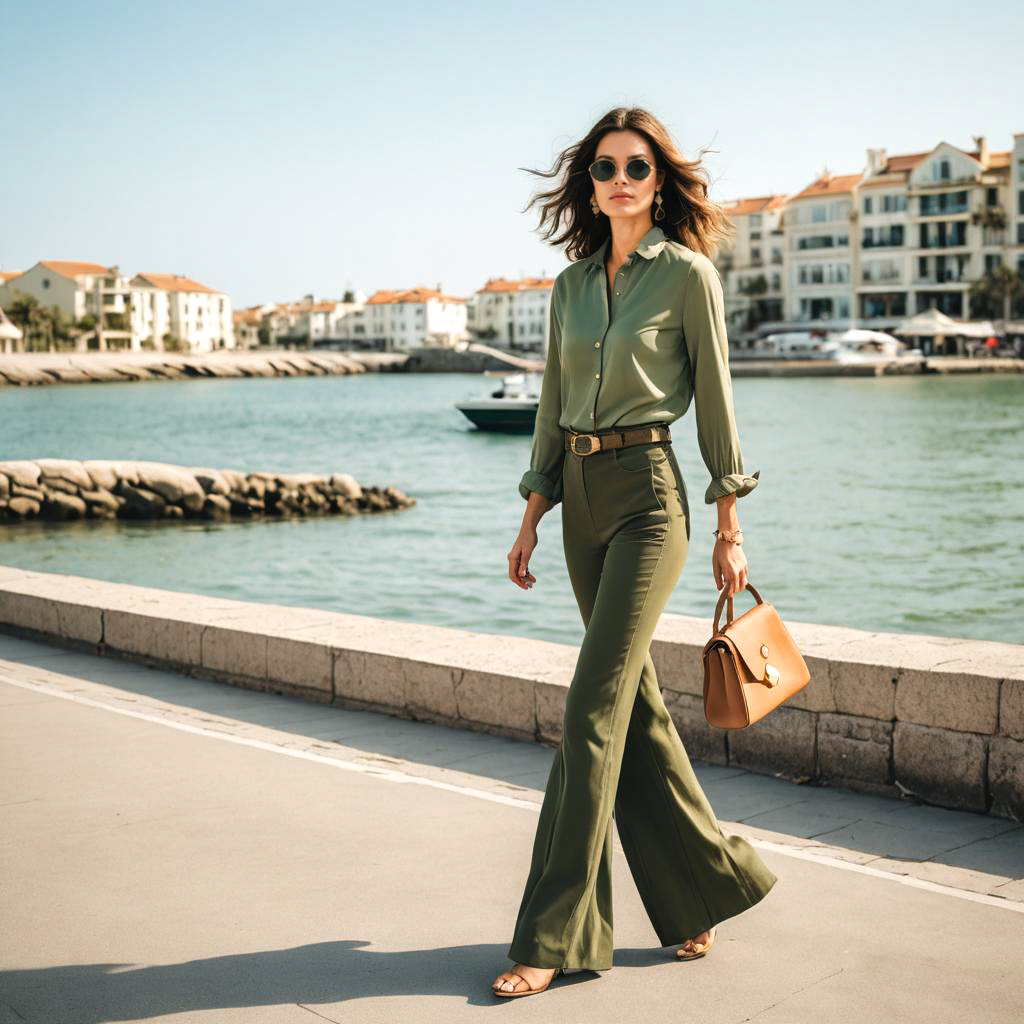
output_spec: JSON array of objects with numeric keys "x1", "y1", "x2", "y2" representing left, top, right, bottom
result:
[
  {"x1": 0, "y1": 459, "x2": 414, "y2": 523},
  {"x1": 0, "y1": 350, "x2": 408, "y2": 386}
]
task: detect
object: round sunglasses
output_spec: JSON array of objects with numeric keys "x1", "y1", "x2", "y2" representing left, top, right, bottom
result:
[{"x1": 588, "y1": 156, "x2": 654, "y2": 182}]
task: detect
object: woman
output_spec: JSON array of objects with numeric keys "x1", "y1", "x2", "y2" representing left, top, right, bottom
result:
[{"x1": 492, "y1": 107, "x2": 778, "y2": 998}]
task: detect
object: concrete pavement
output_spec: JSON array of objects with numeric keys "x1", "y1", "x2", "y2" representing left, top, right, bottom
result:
[{"x1": 1, "y1": 631, "x2": 1021, "y2": 1023}]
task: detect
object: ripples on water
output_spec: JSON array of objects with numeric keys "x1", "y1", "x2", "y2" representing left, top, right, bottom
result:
[{"x1": 1, "y1": 371, "x2": 1021, "y2": 645}]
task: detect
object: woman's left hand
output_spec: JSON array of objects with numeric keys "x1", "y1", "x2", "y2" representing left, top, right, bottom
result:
[{"x1": 712, "y1": 538, "x2": 748, "y2": 597}]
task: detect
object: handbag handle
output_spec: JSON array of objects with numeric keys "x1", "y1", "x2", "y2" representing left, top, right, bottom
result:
[{"x1": 713, "y1": 582, "x2": 765, "y2": 635}]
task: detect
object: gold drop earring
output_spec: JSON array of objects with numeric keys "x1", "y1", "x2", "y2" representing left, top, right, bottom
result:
[
  {"x1": 654, "y1": 190, "x2": 665, "y2": 221},
  {"x1": 590, "y1": 194, "x2": 601, "y2": 215}
]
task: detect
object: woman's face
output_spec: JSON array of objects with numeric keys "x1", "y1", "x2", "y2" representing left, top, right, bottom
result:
[{"x1": 590, "y1": 130, "x2": 665, "y2": 223}]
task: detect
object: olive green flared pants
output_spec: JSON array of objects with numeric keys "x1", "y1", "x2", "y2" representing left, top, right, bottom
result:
[{"x1": 507, "y1": 432, "x2": 778, "y2": 971}]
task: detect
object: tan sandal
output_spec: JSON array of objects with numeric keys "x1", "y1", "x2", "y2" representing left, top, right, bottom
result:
[
  {"x1": 492, "y1": 965, "x2": 565, "y2": 998},
  {"x1": 676, "y1": 925, "x2": 717, "y2": 960}
]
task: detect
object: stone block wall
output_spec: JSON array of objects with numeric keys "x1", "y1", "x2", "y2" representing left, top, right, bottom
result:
[{"x1": 0, "y1": 564, "x2": 1020, "y2": 822}]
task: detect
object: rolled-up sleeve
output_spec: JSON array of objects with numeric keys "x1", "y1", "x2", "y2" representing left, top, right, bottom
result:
[
  {"x1": 682, "y1": 254, "x2": 760, "y2": 505},
  {"x1": 519, "y1": 279, "x2": 566, "y2": 505}
]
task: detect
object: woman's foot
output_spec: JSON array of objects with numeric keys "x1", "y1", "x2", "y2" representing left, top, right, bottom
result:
[
  {"x1": 492, "y1": 963, "x2": 558, "y2": 995},
  {"x1": 676, "y1": 925, "x2": 717, "y2": 959}
]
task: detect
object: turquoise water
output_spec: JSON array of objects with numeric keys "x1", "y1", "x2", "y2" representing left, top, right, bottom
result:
[{"x1": 1, "y1": 371, "x2": 1022, "y2": 646}]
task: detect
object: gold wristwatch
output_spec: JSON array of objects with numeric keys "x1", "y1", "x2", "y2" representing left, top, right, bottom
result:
[{"x1": 713, "y1": 528, "x2": 743, "y2": 545}]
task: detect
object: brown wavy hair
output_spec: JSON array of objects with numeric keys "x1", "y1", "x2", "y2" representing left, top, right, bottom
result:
[{"x1": 519, "y1": 106, "x2": 734, "y2": 262}]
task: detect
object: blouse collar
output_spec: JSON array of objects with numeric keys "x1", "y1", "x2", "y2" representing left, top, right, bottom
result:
[{"x1": 582, "y1": 224, "x2": 669, "y2": 272}]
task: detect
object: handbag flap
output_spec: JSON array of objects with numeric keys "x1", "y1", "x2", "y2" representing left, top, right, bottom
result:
[{"x1": 704, "y1": 601, "x2": 808, "y2": 686}]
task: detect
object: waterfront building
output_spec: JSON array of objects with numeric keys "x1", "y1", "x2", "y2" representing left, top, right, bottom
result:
[
  {"x1": 361, "y1": 287, "x2": 468, "y2": 351},
  {"x1": 469, "y1": 277, "x2": 554, "y2": 354},
  {"x1": 0, "y1": 260, "x2": 135, "y2": 350},
  {"x1": 130, "y1": 272, "x2": 234, "y2": 351},
  {"x1": 0, "y1": 261, "x2": 234, "y2": 351},
  {"x1": 717, "y1": 130, "x2": 1024, "y2": 342},
  {"x1": 232, "y1": 305, "x2": 274, "y2": 349},
  {"x1": 714, "y1": 197, "x2": 787, "y2": 342}
]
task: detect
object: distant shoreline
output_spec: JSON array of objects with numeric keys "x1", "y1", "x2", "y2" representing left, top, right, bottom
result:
[{"x1": 0, "y1": 348, "x2": 1021, "y2": 387}]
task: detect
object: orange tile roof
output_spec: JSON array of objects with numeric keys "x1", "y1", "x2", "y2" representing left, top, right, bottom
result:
[
  {"x1": 135, "y1": 272, "x2": 221, "y2": 294},
  {"x1": 860, "y1": 173, "x2": 909, "y2": 189},
  {"x1": 875, "y1": 145, "x2": 1010, "y2": 176},
  {"x1": 478, "y1": 276, "x2": 554, "y2": 294},
  {"x1": 284, "y1": 300, "x2": 338, "y2": 314},
  {"x1": 39, "y1": 260, "x2": 112, "y2": 279},
  {"x1": 366, "y1": 287, "x2": 466, "y2": 305},
  {"x1": 793, "y1": 173, "x2": 862, "y2": 199},
  {"x1": 881, "y1": 151, "x2": 930, "y2": 173},
  {"x1": 0, "y1": 270, "x2": 23, "y2": 283},
  {"x1": 233, "y1": 309, "x2": 264, "y2": 325},
  {"x1": 722, "y1": 195, "x2": 789, "y2": 216}
]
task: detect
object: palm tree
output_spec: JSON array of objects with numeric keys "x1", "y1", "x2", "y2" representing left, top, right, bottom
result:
[{"x1": 970, "y1": 265, "x2": 1024, "y2": 321}]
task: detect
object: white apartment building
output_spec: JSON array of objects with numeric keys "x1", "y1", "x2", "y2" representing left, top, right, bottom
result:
[
  {"x1": 0, "y1": 260, "x2": 135, "y2": 350},
  {"x1": 361, "y1": 287, "x2": 467, "y2": 350},
  {"x1": 235, "y1": 289, "x2": 467, "y2": 352},
  {"x1": 233, "y1": 303, "x2": 277, "y2": 349},
  {"x1": 470, "y1": 277, "x2": 554, "y2": 353},
  {"x1": 717, "y1": 131, "x2": 1024, "y2": 339},
  {"x1": 264, "y1": 297, "x2": 342, "y2": 346},
  {"x1": 131, "y1": 273, "x2": 234, "y2": 351},
  {"x1": 716, "y1": 198, "x2": 786, "y2": 335},
  {"x1": 0, "y1": 260, "x2": 234, "y2": 351},
  {"x1": 784, "y1": 172, "x2": 859, "y2": 324}
]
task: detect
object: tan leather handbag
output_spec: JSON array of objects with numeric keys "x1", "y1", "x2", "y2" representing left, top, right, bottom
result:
[{"x1": 701, "y1": 583, "x2": 810, "y2": 729}]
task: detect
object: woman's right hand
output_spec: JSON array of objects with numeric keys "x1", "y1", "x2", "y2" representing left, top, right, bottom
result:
[{"x1": 507, "y1": 527, "x2": 538, "y2": 590}]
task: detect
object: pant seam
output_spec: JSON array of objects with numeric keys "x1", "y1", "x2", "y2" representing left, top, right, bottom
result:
[
  {"x1": 615, "y1": 712, "x2": 670, "y2": 941},
  {"x1": 557, "y1": 520, "x2": 670, "y2": 960}
]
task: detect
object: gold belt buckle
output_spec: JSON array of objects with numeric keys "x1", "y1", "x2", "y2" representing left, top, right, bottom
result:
[{"x1": 570, "y1": 433, "x2": 602, "y2": 456}]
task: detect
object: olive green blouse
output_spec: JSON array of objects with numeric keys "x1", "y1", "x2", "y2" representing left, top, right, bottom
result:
[{"x1": 518, "y1": 224, "x2": 760, "y2": 508}]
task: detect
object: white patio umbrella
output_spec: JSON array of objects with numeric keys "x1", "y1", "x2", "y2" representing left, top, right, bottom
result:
[
  {"x1": 892, "y1": 309, "x2": 959, "y2": 336},
  {"x1": 950, "y1": 319, "x2": 997, "y2": 338},
  {"x1": 0, "y1": 307, "x2": 22, "y2": 340},
  {"x1": 0, "y1": 306, "x2": 23, "y2": 353}
]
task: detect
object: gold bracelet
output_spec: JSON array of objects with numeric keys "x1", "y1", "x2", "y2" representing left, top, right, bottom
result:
[{"x1": 713, "y1": 528, "x2": 743, "y2": 545}]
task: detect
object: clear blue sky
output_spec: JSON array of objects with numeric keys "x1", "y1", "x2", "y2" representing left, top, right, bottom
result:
[{"x1": 3, "y1": 0, "x2": 1021, "y2": 308}]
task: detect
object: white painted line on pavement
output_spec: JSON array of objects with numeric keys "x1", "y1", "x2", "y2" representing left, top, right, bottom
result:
[{"x1": 3, "y1": 672, "x2": 1022, "y2": 915}]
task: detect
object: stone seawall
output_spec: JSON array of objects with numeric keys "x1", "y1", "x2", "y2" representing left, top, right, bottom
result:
[
  {"x1": 0, "y1": 565, "x2": 1020, "y2": 822},
  {"x1": 0, "y1": 459, "x2": 414, "y2": 522},
  {"x1": 0, "y1": 350, "x2": 407, "y2": 386}
]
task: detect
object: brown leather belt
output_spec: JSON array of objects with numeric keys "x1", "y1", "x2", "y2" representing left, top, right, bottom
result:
[{"x1": 564, "y1": 424, "x2": 671, "y2": 456}]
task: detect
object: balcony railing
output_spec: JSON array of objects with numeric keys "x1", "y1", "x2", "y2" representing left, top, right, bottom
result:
[{"x1": 913, "y1": 274, "x2": 969, "y2": 285}]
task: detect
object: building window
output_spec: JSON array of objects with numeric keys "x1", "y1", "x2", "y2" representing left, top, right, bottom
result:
[
  {"x1": 863, "y1": 196, "x2": 873, "y2": 214},
  {"x1": 920, "y1": 190, "x2": 968, "y2": 215}
]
